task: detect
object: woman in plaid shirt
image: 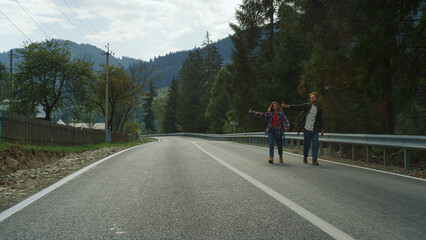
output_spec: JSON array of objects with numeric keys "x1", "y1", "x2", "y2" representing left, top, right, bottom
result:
[{"x1": 249, "y1": 101, "x2": 290, "y2": 164}]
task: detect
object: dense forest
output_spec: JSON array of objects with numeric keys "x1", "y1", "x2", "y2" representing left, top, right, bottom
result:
[{"x1": 160, "y1": 0, "x2": 425, "y2": 135}]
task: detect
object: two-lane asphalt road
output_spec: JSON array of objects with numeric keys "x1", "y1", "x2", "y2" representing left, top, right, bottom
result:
[{"x1": 1, "y1": 137, "x2": 425, "y2": 239}]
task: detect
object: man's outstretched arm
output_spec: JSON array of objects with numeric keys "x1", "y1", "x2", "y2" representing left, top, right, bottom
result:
[{"x1": 281, "y1": 103, "x2": 307, "y2": 110}]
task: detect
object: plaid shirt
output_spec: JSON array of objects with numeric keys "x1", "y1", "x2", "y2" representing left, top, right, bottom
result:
[{"x1": 251, "y1": 111, "x2": 290, "y2": 138}]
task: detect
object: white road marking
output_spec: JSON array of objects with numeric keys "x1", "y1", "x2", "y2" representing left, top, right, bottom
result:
[
  {"x1": 192, "y1": 141, "x2": 355, "y2": 240},
  {"x1": 0, "y1": 141, "x2": 157, "y2": 223}
]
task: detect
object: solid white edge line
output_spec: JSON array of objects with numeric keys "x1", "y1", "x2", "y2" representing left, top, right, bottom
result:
[
  {"x1": 221, "y1": 140, "x2": 426, "y2": 182},
  {"x1": 191, "y1": 141, "x2": 354, "y2": 240},
  {"x1": 0, "y1": 140, "x2": 158, "y2": 223}
]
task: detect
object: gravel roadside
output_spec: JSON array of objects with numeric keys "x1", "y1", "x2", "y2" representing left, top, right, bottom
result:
[{"x1": 0, "y1": 145, "x2": 141, "y2": 212}]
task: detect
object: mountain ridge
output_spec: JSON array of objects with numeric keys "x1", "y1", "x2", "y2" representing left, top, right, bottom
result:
[{"x1": 0, "y1": 37, "x2": 233, "y2": 88}]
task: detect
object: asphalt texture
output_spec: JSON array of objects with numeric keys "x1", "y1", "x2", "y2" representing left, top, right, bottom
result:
[{"x1": 0, "y1": 137, "x2": 425, "y2": 239}]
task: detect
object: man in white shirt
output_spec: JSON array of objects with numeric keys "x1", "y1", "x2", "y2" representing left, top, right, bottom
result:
[{"x1": 282, "y1": 92, "x2": 324, "y2": 165}]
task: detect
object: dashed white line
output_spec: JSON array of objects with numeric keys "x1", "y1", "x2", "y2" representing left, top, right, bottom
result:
[{"x1": 192, "y1": 141, "x2": 355, "y2": 240}]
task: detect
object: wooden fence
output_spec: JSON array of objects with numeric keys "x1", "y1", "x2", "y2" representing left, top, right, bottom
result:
[{"x1": 0, "y1": 111, "x2": 132, "y2": 145}]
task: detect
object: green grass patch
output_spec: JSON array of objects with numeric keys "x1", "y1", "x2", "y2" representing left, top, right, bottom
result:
[{"x1": 0, "y1": 138, "x2": 156, "y2": 153}]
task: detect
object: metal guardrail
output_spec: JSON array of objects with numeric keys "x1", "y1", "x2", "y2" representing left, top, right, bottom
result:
[{"x1": 141, "y1": 132, "x2": 426, "y2": 170}]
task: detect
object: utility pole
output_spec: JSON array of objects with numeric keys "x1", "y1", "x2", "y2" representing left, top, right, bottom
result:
[
  {"x1": 10, "y1": 49, "x2": 13, "y2": 91},
  {"x1": 102, "y1": 44, "x2": 113, "y2": 143}
]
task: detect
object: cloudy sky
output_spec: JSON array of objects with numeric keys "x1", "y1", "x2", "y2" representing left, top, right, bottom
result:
[{"x1": 0, "y1": 0, "x2": 241, "y2": 60}]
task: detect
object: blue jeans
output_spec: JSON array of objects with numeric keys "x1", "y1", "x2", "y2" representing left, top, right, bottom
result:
[
  {"x1": 303, "y1": 129, "x2": 319, "y2": 160},
  {"x1": 268, "y1": 127, "x2": 283, "y2": 158}
]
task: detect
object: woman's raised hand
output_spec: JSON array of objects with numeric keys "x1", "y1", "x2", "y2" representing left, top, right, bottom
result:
[
  {"x1": 249, "y1": 108, "x2": 252, "y2": 114},
  {"x1": 281, "y1": 103, "x2": 288, "y2": 109}
]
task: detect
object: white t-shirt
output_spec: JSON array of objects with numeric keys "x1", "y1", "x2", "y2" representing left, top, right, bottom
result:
[{"x1": 304, "y1": 105, "x2": 317, "y2": 131}]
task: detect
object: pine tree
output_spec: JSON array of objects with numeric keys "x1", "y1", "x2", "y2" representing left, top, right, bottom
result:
[
  {"x1": 162, "y1": 77, "x2": 180, "y2": 133},
  {"x1": 202, "y1": 31, "x2": 223, "y2": 90},
  {"x1": 175, "y1": 33, "x2": 224, "y2": 133},
  {"x1": 176, "y1": 49, "x2": 205, "y2": 132},
  {"x1": 227, "y1": 0, "x2": 283, "y2": 131},
  {"x1": 200, "y1": 32, "x2": 224, "y2": 131},
  {"x1": 205, "y1": 67, "x2": 232, "y2": 133},
  {"x1": 143, "y1": 79, "x2": 157, "y2": 133}
]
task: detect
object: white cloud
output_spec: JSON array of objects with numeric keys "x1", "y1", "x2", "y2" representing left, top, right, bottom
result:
[{"x1": 0, "y1": 0, "x2": 241, "y2": 60}]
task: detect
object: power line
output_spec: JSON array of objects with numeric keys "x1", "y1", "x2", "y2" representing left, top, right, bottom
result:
[
  {"x1": 17, "y1": 1, "x2": 64, "y2": 39},
  {"x1": 63, "y1": 0, "x2": 92, "y2": 35},
  {"x1": 39, "y1": 20, "x2": 64, "y2": 40},
  {"x1": 0, "y1": 9, "x2": 32, "y2": 42},
  {"x1": 62, "y1": 0, "x2": 103, "y2": 43},
  {"x1": 71, "y1": 0, "x2": 103, "y2": 37},
  {"x1": 15, "y1": 0, "x2": 50, "y2": 38},
  {"x1": 50, "y1": 0, "x2": 87, "y2": 39},
  {"x1": 71, "y1": 0, "x2": 107, "y2": 44}
]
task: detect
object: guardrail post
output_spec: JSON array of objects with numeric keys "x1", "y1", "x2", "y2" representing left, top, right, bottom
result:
[
  {"x1": 367, "y1": 146, "x2": 372, "y2": 162},
  {"x1": 383, "y1": 148, "x2": 389, "y2": 166},
  {"x1": 404, "y1": 149, "x2": 410, "y2": 170},
  {"x1": 329, "y1": 143, "x2": 334, "y2": 157},
  {"x1": 296, "y1": 140, "x2": 300, "y2": 150},
  {"x1": 340, "y1": 144, "x2": 344, "y2": 158},
  {"x1": 319, "y1": 142, "x2": 324, "y2": 155},
  {"x1": 352, "y1": 145, "x2": 357, "y2": 161}
]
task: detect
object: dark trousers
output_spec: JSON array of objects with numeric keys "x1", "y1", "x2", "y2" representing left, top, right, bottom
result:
[
  {"x1": 303, "y1": 128, "x2": 319, "y2": 160},
  {"x1": 268, "y1": 127, "x2": 283, "y2": 158}
]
